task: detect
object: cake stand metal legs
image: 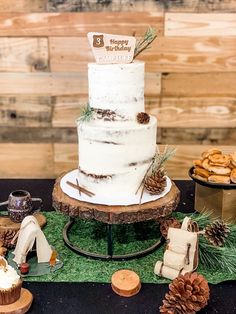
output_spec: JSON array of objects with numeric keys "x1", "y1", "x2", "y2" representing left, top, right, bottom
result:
[{"x1": 63, "y1": 217, "x2": 164, "y2": 261}]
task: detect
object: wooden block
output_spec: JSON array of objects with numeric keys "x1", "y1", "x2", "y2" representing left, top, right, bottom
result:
[
  {"x1": 0, "y1": 96, "x2": 52, "y2": 127},
  {"x1": 0, "y1": 12, "x2": 164, "y2": 37},
  {"x1": 111, "y1": 270, "x2": 141, "y2": 297},
  {"x1": 0, "y1": 143, "x2": 54, "y2": 178},
  {"x1": 0, "y1": 37, "x2": 48, "y2": 72},
  {"x1": 157, "y1": 97, "x2": 236, "y2": 128},
  {"x1": 162, "y1": 72, "x2": 236, "y2": 97},
  {"x1": 165, "y1": 13, "x2": 236, "y2": 36},
  {"x1": 0, "y1": 0, "x2": 46, "y2": 12},
  {"x1": 195, "y1": 183, "x2": 236, "y2": 223}
]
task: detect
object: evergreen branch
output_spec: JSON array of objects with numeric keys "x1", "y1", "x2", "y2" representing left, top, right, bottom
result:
[
  {"x1": 134, "y1": 26, "x2": 157, "y2": 59},
  {"x1": 199, "y1": 237, "x2": 236, "y2": 274},
  {"x1": 152, "y1": 146, "x2": 176, "y2": 173},
  {"x1": 78, "y1": 104, "x2": 94, "y2": 122}
]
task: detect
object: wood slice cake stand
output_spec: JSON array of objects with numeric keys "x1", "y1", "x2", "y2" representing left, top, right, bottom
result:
[
  {"x1": 53, "y1": 174, "x2": 180, "y2": 261},
  {"x1": 0, "y1": 288, "x2": 33, "y2": 314}
]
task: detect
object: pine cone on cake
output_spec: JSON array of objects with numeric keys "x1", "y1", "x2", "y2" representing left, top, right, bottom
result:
[
  {"x1": 136, "y1": 112, "x2": 150, "y2": 124},
  {"x1": 160, "y1": 272, "x2": 210, "y2": 314},
  {"x1": 144, "y1": 168, "x2": 167, "y2": 195},
  {"x1": 204, "y1": 220, "x2": 230, "y2": 247},
  {"x1": 159, "y1": 217, "x2": 181, "y2": 239}
]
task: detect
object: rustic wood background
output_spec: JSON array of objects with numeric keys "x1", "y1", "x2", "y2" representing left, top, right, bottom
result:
[{"x1": 0, "y1": 0, "x2": 235, "y2": 179}]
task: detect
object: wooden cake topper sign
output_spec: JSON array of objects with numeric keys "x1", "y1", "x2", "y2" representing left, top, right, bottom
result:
[{"x1": 87, "y1": 32, "x2": 136, "y2": 64}]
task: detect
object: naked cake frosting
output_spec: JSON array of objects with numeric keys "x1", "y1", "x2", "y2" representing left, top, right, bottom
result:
[{"x1": 77, "y1": 60, "x2": 157, "y2": 199}]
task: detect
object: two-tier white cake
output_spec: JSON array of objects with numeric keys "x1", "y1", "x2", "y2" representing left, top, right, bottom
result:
[{"x1": 77, "y1": 61, "x2": 157, "y2": 200}]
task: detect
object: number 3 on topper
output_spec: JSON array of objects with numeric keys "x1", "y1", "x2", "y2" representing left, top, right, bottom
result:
[{"x1": 93, "y1": 35, "x2": 104, "y2": 48}]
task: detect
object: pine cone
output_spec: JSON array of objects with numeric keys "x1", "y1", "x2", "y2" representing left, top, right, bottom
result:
[
  {"x1": 0, "y1": 230, "x2": 17, "y2": 249},
  {"x1": 159, "y1": 217, "x2": 181, "y2": 239},
  {"x1": 144, "y1": 168, "x2": 167, "y2": 195},
  {"x1": 160, "y1": 272, "x2": 210, "y2": 314},
  {"x1": 136, "y1": 112, "x2": 150, "y2": 124},
  {"x1": 204, "y1": 220, "x2": 230, "y2": 247}
]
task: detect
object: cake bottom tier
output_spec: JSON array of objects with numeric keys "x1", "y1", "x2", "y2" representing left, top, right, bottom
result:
[{"x1": 77, "y1": 117, "x2": 157, "y2": 199}]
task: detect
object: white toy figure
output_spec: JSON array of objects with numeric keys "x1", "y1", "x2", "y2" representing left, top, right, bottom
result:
[
  {"x1": 154, "y1": 217, "x2": 199, "y2": 280},
  {"x1": 12, "y1": 216, "x2": 52, "y2": 265}
]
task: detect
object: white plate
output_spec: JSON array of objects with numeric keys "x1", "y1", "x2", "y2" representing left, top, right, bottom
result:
[{"x1": 60, "y1": 169, "x2": 172, "y2": 206}]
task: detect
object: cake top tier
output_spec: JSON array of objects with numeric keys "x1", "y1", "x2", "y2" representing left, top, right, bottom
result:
[{"x1": 88, "y1": 61, "x2": 145, "y2": 117}]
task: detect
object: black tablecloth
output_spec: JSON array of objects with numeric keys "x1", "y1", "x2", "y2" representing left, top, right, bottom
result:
[{"x1": 0, "y1": 180, "x2": 235, "y2": 314}]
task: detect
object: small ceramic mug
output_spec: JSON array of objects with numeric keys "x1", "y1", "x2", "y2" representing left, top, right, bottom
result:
[{"x1": 0, "y1": 190, "x2": 42, "y2": 223}]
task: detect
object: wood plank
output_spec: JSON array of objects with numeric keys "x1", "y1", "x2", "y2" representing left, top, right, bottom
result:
[
  {"x1": 165, "y1": 13, "x2": 236, "y2": 36},
  {"x1": 48, "y1": 0, "x2": 164, "y2": 13},
  {"x1": 0, "y1": 12, "x2": 163, "y2": 37},
  {"x1": 147, "y1": 36, "x2": 236, "y2": 72},
  {"x1": 0, "y1": 127, "x2": 77, "y2": 142},
  {"x1": 161, "y1": 73, "x2": 236, "y2": 97},
  {"x1": 0, "y1": 73, "x2": 87, "y2": 95},
  {"x1": 54, "y1": 143, "x2": 78, "y2": 176},
  {"x1": 154, "y1": 97, "x2": 236, "y2": 128},
  {"x1": 0, "y1": 143, "x2": 54, "y2": 178},
  {"x1": 0, "y1": 0, "x2": 46, "y2": 12},
  {"x1": 0, "y1": 38, "x2": 49, "y2": 72},
  {"x1": 53, "y1": 143, "x2": 236, "y2": 179},
  {"x1": 50, "y1": 35, "x2": 236, "y2": 73},
  {"x1": 160, "y1": 128, "x2": 236, "y2": 145},
  {"x1": 0, "y1": 96, "x2": 52, "y2": 127}
]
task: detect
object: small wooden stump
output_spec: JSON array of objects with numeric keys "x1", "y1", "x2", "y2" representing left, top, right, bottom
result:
[
  {"x1": 0, "y1": 288, "x2": 33, "y2": 314},
  {"x1": 53, "y1": 173, "x2": 180, "y2": 224},
  {"x1": 0, "y1": 213, "x2": 47, "y2": 248},
  {"x1": 111, "y1": 269, "x2": 141, "y2": 297}
]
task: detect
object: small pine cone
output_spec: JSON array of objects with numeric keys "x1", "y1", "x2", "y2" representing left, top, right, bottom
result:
[
  {"x1": 136, "y1": 112, "x2": 150, "y2": 124},
  {"x1": 0, "y1": 230, "x2": 17, "y2": 249},
  {"x1": 144, "y1": 169, "x2": 167, "y2": 195},
  {"x1": 160, "y1": 272, "x2": 210, "y2": 314},
  {"x1": 204, "y1": 220, "x2": 230, "y2": 247},
  {"x1": 159, "y1": 217, "x2": 181, "y2": 239}
]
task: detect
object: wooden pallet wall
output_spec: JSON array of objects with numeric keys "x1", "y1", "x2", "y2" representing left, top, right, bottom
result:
[{"x1": 0, "y1": 0, "x2": 235, "y2": 178}]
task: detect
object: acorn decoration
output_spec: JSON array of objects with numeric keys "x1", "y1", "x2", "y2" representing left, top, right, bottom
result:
[
  {"x1": 136, "y1": 112, "x2": 150, "y2": 124},
  {"x1": 204, "y1": 220, "x2": 230, "y2": 247},
  {"x1": 159, "y1": 216, "x2": 181, "y2": 239},
  {"x1": 160, "y1": 272, "x2": 210, "y2": 314},
  {"x1": 144, "y1": 168, "x2": 167, "y2": 195}
]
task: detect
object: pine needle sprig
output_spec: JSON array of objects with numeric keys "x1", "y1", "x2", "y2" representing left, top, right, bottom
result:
[
  {"x1": 78, "y1": 104, "x2": 94, "y2": 122},
  {"x1": 152, "y1": 146, "x2": 176, "y2": 173},
  {"x1": 199, "y1": 237, "x2": 236, "y2": 274},
  {"x1": 134, "y1": 26, "x2": 157, "y2": 59}
]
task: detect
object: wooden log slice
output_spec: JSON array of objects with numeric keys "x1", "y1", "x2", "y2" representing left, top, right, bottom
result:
[
  {"x1": 0, "y1": 213, "x2": 47, "y2": 248},
  {"x1": 111, "y1": 269, "x2": 141, "y2": 297},
  {"x1": 53, "y1": 173, "x2": 180, "y2": 224},
  {"x1": 0, "y1": 288, "x2": 33, "y2": 314}
]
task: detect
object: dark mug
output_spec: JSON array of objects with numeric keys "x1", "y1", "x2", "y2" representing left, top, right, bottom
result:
[{"x1": 0, "y1": 190, "x2": 42, "y2": 223}]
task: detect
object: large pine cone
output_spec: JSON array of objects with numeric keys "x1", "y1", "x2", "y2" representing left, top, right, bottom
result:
[
  {"x1": 204, "y1": 220, "x2": 230, "y2": 246},
  {"x1": 144, "y1": 169, "x2": 167, "y2": 195},
  {"x1": 159, "y1": 217, "x2": 181, "y2": 239},
  {"x1": 160, "y1": 272, "x2": 210, "y2": 314}
]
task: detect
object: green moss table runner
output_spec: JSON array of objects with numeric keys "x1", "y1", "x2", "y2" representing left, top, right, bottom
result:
[{"x1": 16, "y1": 212, "x2": 236, "y2": 285}]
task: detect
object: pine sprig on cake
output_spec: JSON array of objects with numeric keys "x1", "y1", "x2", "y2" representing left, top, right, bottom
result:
[
  {"x1": 137, "y1": 146, "x2": 176, "y2": 203},
  {"x1": 78, "y1": 104, "x2": 94, "y2": 122},
  {"x1": 134, "y1": 27, "x2": 157, "y2": 59}
]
